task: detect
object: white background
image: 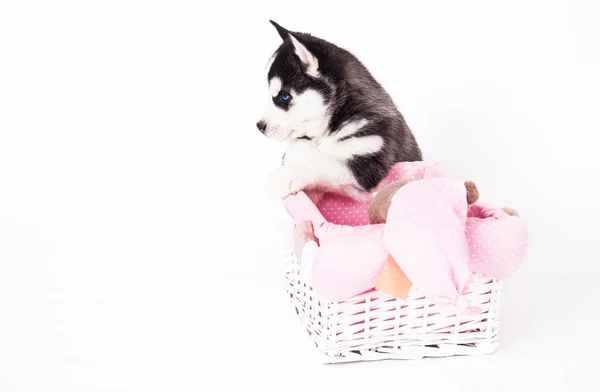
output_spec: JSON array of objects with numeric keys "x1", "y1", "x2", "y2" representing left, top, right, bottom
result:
[{"x1": 1, "y1": 1, "x2": 599, "y2": 391}]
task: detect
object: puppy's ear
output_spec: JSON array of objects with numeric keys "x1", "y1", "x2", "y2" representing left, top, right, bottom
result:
[
  {"x1": 270, "y1": 20, "x2": 290, "y2": 40},
  {"x1": 289, "y1": 34, "x2": 319, "y2": 76}
]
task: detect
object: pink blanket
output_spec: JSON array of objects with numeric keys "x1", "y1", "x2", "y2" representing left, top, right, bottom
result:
[{"x1": 282, "y1": 161, "x2": 528, "y2": 312}]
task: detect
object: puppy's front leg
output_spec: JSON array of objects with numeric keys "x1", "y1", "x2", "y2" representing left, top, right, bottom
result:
[{"x1": 271, "y1": 140, "x2": 354, "y2": 200}]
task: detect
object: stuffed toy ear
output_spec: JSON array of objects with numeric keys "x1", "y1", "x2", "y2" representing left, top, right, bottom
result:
[
  {"x1": 501, "y1": 207, "x2": 520, "y2": 217},
  {"x1": 464, "y1": 181, "x2": 479, "y2": 205}
]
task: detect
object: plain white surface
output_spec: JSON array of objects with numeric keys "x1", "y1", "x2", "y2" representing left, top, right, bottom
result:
[{"x1": 1, "y1": 1, "x2": 599, "y2": 391}]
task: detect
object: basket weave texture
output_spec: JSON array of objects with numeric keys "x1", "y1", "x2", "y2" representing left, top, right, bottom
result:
[{"x1": 284, "y1": 251, "x2": 502, "y2": 363}]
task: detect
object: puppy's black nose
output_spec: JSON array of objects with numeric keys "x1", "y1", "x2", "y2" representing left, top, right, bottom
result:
[{"x1": 256, "y1": 121, "x2": 267, "y2": 132}]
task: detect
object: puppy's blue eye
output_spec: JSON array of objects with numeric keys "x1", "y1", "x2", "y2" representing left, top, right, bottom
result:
[{"x1": 280, "y1": 92, "x2": 292, "y2": 101}]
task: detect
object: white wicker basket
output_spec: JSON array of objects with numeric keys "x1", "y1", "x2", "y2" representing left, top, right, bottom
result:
[{"x1": 284, "y1": 251, "x2": 502, "y2": 364}]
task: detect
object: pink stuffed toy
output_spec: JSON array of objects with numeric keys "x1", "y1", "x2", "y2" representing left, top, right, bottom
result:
[{"x1": 282, "y1": 161, "x2": 528, "y2": 313}]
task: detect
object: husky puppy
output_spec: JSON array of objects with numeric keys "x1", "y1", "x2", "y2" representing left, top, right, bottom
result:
[{"x1": 258, "y1": 21, "x2": 422, "y2": 201}]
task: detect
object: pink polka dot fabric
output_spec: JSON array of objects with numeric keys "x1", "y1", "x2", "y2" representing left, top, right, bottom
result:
[
  {"x1": 318, "y1": 161, "x2": 444, "y2": 226},
  {"x1": 383, "y1": 178, "x2": 477, "y2": 314},
  {"x1": 466, "y1": 203, "x2": 529, "y2": 280},
  {"x1": 282, "y1": 161, "x2": 529, "y2": 306},
  {"x1": 284, "y1": 190, "x2": 388, "y2": 301}
]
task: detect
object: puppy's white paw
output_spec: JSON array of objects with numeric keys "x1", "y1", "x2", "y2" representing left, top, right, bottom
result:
[
  {"x1": 289, "y1": 176, "x2": 309, "y2": 196},
  {"x1": 270, "y1": 167, "x2": 295, "y2": 199},
  {"x1": 270, "y1": 167, "x2": 311, "y2": 199}
]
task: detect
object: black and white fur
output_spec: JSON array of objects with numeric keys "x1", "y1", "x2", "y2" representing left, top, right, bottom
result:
[{"x1": 258, "y1": 21, "x2": 422, "y2": 201}]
